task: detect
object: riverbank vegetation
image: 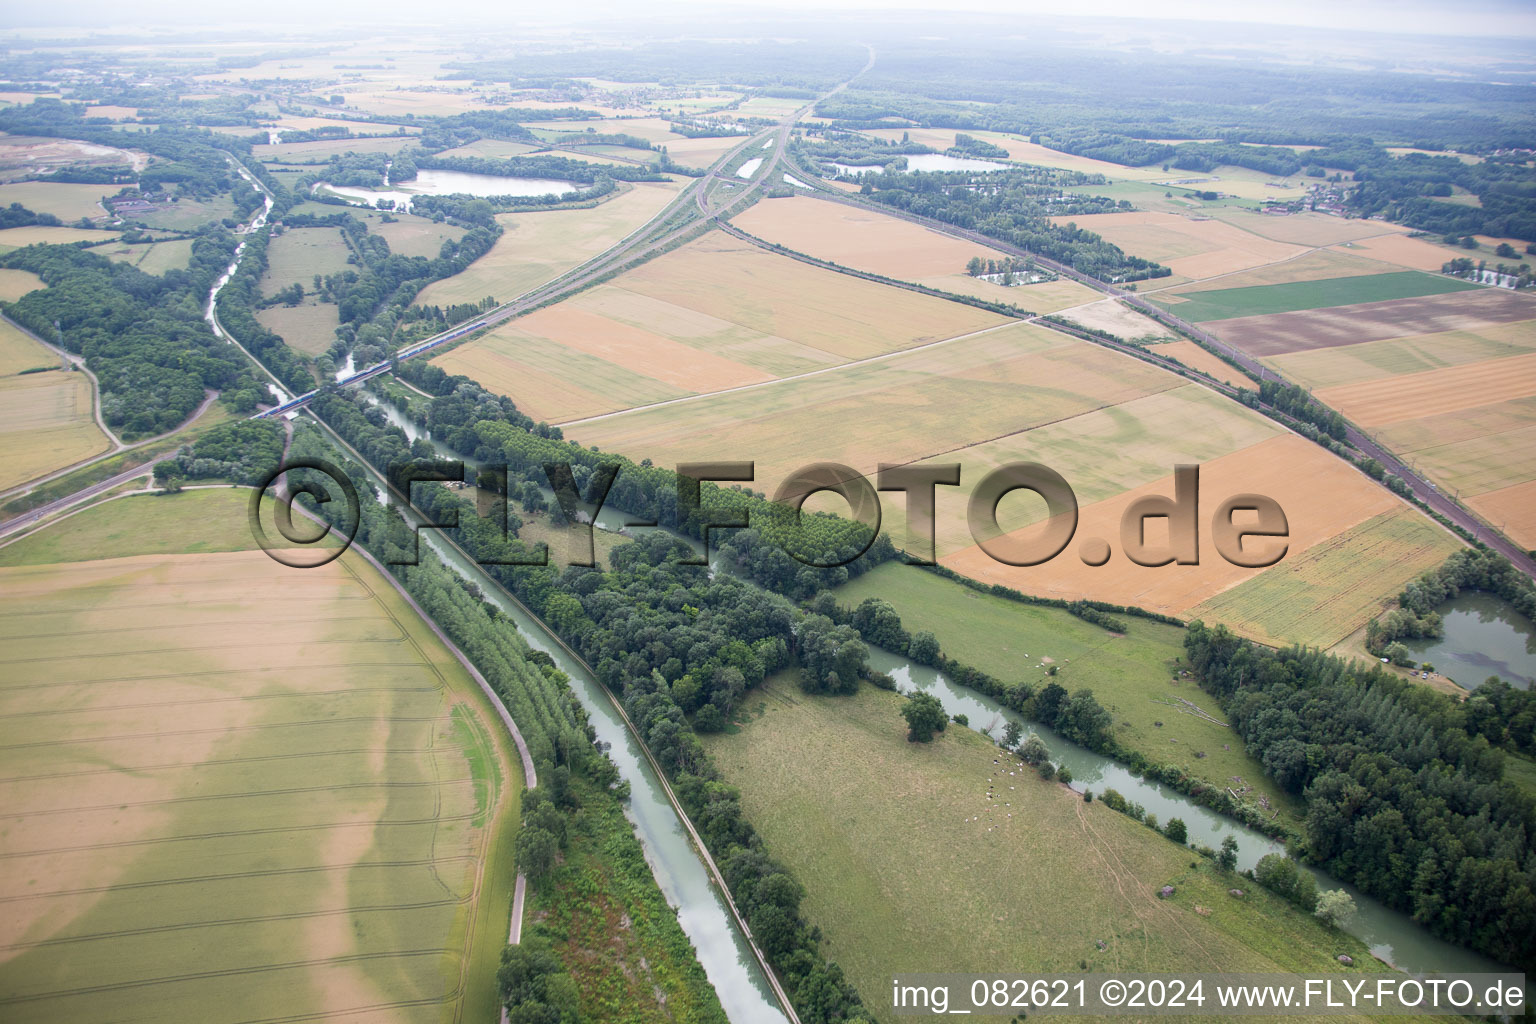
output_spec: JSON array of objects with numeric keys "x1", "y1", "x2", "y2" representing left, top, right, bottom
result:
[{"x1": 1185, "y1": 621, "x2": 1536, "y2": 969}]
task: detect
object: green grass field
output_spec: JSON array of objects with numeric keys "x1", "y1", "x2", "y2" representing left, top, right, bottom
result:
[
  {"x1": 102, "y1": 237, "x2": 196, "y2": 275},
  {"x1": 133, "y1": 195, "x2": 237, "y2": 232},
  {"x1": 1153, "y1": 271, "x2": 1479, "y2": 322},
  {"x1": 833, "y1": 562, "x2": 1301, "y2": 820},
  {"x1": 261, "y1": 227, "x2": 354, "y2": 294},
  {"x1": 1187, "y1": 507, "x2": 1464, "y2": 649},
  {"x1": 704, "y1": 676, "x2": 1387, "y2": 1023},
  {"x1": 256, "y1": 300, "x2": 342, "y2": 357},
  {"x1": 0, "y1": 488, "x2": 522, "y2": 1024}
]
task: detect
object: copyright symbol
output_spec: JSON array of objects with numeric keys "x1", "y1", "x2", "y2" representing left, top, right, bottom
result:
[
  {"x1": 248, "y1": 458, "x2": 360, "y2": 569},
  {"x1": 1100, "y1": 979, "x2": 1127, "y2": 1007}
]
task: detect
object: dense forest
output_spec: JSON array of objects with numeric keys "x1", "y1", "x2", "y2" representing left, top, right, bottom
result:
[
  {"x1": 0, "y1": 238, "x2": 272, "y2": 434},
  {"x1": 848, "y1": 165, "x2": 1168, "y2": 282},
  {"x1": 1185, "y1": 622, "x2": 1536, "y2": 969}
]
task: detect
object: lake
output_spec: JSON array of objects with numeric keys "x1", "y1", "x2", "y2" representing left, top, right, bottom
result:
[
  {"x1": 312, "y1": 168, "x2": 585, "y2": 211},
  {"x1": 1404, "y1": 591, "x2": 1536, "y2": 689},
  {"x1": 830, "y1": 153, "x2": 1011, "y2": 175}
]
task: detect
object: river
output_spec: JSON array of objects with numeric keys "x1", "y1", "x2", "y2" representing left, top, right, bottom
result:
[
  {"x1": 350, "y1": 393, "x2": 1511, "y2": 987},
  {"x1": 203, "y1": 158, "x2": 289, "y2": 406},
  {"x1": 324, "y1": 400, "x2": 787, "y2": 1024}
]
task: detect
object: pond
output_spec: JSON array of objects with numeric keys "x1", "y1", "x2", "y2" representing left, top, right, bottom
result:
[
  {"x1": 1404, "y1": 592, "x2": 1536, "y2": 689},
  {"x1": 830, "y1": 153, "x2": 1011, "y2": 175},
  {"x1": 735, "y1": 157, "x2": 764, "y2": 179},
  {"x1": 312, "y1": 168, "x2": 586, "y2": 211}
]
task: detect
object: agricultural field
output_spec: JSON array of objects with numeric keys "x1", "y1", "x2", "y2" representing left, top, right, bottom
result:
[
  {"x1": 132, "y1": 196, "x2": 237, "y2": 232},
  {"x1": 256, "y1": 302, "x2": 342, "y2": 357},
  {"x1": 1151, "y1": 340, "x2": 1261, "y2": 387},
  {"x1": 0, "y1": 267, "x2": 43, "y2": 301},
  {"x1": 433, "y1": 229, "x2": 1007, "y2": 424},
  {"x1": 0, "y1": 489, "x2": 521, "y2": 1024},
  {"x1": 0, "y1": 315, "x2": 60, "y2": 376},
  {"x1": 833, "y1": 563, "x2": 1299, "y2": 818},
  {"x1": 927, "y1": 272, "x2": 1103, "y2": 311},
  {"x1": 1054, "y1": 297, "x2": 1178, "y2": 342},
  {"x1": 1150, "y1": 270, "x2": 1478, "y2": 323},
  {"x1": 875, "y1": 383, "x2": 1283, "y2": 561},
  {"x1": 1203, "y1": 289, "x2": 1536, "y2": 358},
  {"x1": 1205, "y1": 209, "x2": 1414, "y2": 248},
  {"x1": 261, "y1": 227, "x2": 353, "y2": 294},
  {"x1": 0, "y1": 181, "x2": 108, "y2": 221},
  {"x1": 730, "y1": 194, "x2": 1012, "y2": 280},
  {"x1": 941, "y1": 433, "x2": 1403, "y2": 618},
  {"x1": 1187, "y1": 507, "x2": 1464, "y2": 648},
  {"x1": 369, "y1": 216, "x2": 464, "y2": 259},
  {"x1": 1148, "y1": 248, "x2": 1392, "y2": 295},
  {"x1": 413, "y1": 179, "x2": 684, "y2": 309},
  {"x1": 1060, "y1": 211, "x2": 1306, "y2": 280},
  {"x1": 0, "y1": 369, "x2": 111, "y2": 491},
  {"x1": 0, "y1": 226, "x2": 117, "y2": 251},
  {"x1": 101, "y1": 237, "x2": 196, "y2": 275},
  {"x1": 567, "y1": 319, "x2": 1171, "y2": 484},
  {"x1": 255, "y1": 136, "x2": 420, "y2": 162},
  {"x1": 704, "y1": 676, "x2": 1386, "y2": 1023},
  {"x1": 1330, "y1": 232, "x2": 1460, "y2": 271}
]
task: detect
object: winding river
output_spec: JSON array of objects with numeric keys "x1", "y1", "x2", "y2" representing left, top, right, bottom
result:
[{"x1": 346, "y1": 391, "x2": 1511, "y2": 1007}]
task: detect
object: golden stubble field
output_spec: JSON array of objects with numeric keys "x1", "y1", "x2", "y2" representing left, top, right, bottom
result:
[
  {"x1": 432, "y1": 230, "x2": 1007, "y2": 423},
  {"x1": 0, "y1": 369, "x2": 111, "y2": 491},
  {"x1": 413, "y1": 179, "x2": 684, "y2": 309},
  {"x1": 1056, "y1": 211, "x2": 1307, "y2": 280},
  {"x1": 0, "y1": 498, "x2": 520, "y2": 1023}
]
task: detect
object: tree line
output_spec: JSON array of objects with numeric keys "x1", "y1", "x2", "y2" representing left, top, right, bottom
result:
[{"x1": 1184, "y1": 621, "x2": 1536, "y2": 969}]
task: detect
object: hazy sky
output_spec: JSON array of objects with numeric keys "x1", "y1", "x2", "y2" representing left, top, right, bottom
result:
[{"x1": 3, "y1": 0, "x2": 1534, "y2": 39}]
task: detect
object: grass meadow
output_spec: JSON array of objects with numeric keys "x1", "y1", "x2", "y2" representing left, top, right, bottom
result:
[
  {"x1": 0, "y1": 489, "x2": 522, "y2": 1024},
  {"x1": 704, "y1": 676, "x2": 1387, "y2": 1023},
  {"x1": 833, "y1": 562, "x2": 1300, "y2": 819}
]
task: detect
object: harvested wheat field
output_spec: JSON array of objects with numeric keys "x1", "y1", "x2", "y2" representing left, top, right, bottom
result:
[
  {"x1": 1153, "y1": 340, "x2": 1260, "y2": 387},
  {"x1": 1208, "y1": 208, "x2": 1412, "y2": 247},
  {"x1": 0, "y1": 370, "x2": 111, "y2": 490},
  {"x1": 1332, "y1": 232, "x2": 1458, "y2": 272},
  {"x1": 1186, "y1": 506, "x2": 1463, "y2": 648},
  {"x1": 941, "y1": 433, "x2": 1400, "y2": 618},
  {"x1": 435, "y1": 230, "x2": 1007, "y2": 422},
  {"x1": 414, "y1": 180, "x2": 683, "y2": 308},
  {"x1": 1059, "y1": 211, "x2": 1305, "y2": 280},
  {"x1": 0, "y1": 315, "x2": 59, "y2": 376},
  {"x1": 1266, "y1": 319, "x2": 1536, "y2": 391},
  {"x1": 925, "y1": 273, "x2": 1102, "y2": 311},
  {"x1": 1154, "y1": 248, "x2": 1393, "y2": 296},
  {"x1": 1054, "y1": 298, "x2": 1177, "y2": 342},
  {"x1": 1467, "y1": 478, "x2": 1536, "y2": 551},
  {"x1": 1316, "y1": 350, "x2": 1536, "y2": 427},
  {"x1": 571, "y1": 321, "x2": 1176, "y2": 490},
  {"x1": 1207, "y1": 289, "x2": 1536, "y2": 357},
  {"x1": 877, "y1": 383, "x2": 1284, "y2": 561},
  {"x1": 0, "y1": 491, "x2": 521, "y2": 1024},
  {"x1": 730, "y1": 195, "x2": 1010, "y2": 279},
  {"x1": 0, "y1": 268, "x2": 43, "y2": 302}
]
